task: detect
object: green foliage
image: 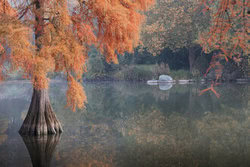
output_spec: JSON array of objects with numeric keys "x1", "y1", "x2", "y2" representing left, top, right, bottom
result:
[
  {"x1": 83, "y1": 48, "x2": 119, "y2": 80},
  {"x1": 169, "y1": 70, "x2": 192, "y2": 80},
  {"x1": 118, "y1": 48, "x2": 157, "y2": 65},
  {"x1": 114, "y1": 65, "x2": 153, "y2": 81},
  {"x1": 151, "y1": 63, "x2": 170, "y2": 78},
  {"x1": 113, "y1": 64, "x2": 194, "y2": 81},
  {"x1": 142, "y1": 0, "x2": 210, "y2": 55}
]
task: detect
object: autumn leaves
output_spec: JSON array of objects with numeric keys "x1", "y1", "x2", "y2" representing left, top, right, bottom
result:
[{"x1": 0, "y1": 0, "x2": 156, "y2": 111}]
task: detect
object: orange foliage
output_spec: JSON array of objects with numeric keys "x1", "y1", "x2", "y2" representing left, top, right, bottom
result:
[
  {"x1": 72, "y1": 0, "x2": 155, "y2": 64},
  {"x1": 0, "y1": 0, "x2": 155, "y2": 111},
  {"x1": 198, "y1": 0, "x2": 249, "y2": 97},
  {"x1": 0, "y1": 0, "x2": 16, "y2": 16},
  {"x1": 200, "y1": 81, "x2": 220, "y2": 98},
  {"x1": 199, "y1": 0, "x2": 249, "y2": 74},
  {"x1": 0, "y1": 15, "x2": 34, "y2": 82},
  {"x1": 66, "y1": 75, "x2": 87, "y2": 112}
]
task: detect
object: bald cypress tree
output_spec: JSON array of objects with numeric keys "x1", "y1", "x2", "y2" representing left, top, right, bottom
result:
[{"x1": 0, "y1": 0, "x2": 155, "y2": 135}]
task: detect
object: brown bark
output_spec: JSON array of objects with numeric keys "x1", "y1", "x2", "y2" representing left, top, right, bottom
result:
[
  {"x1": 20, "y1": 134, "x2": 60, "y2": 167},
  {"x1": 19, "y1": 88, "x2": 63, "y2": 135},
  {"x1": 18, "y1": 1, "x2": 63, "y2": 135}
]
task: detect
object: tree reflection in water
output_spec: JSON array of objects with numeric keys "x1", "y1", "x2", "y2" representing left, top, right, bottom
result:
[
  {"x1": 0, "y1": 119, "x2": 8, "y2": 146},
  {"x1": 113, "y1": 109, "x2": 250, "y2": 167},
  {"x1": 20, "y1": 134, "x2": 61, "y2": 167},
  {"x1": 0, "y1": 81, "x2": 249, "y2": 167}
]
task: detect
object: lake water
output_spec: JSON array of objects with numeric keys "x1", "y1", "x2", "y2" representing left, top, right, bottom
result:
[{"x1": 0, "y1": 81, "x2": 249, "y2": 167}]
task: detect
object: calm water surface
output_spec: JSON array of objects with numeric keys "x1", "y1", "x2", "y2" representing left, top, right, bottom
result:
[{"x1": 0, "y1": 81, "x2": 249, "y2": 167}]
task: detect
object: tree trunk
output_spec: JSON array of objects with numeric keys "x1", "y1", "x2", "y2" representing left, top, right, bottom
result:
[
  {"x1": 20, "y1": 134, "x2": 60, "y2": 167},
  {"x1": 19, "y1": 88, "x2": 63, "y2": 135},
  {"x1": 188, "y1": 46, "x2": 197, "y2": 73}
]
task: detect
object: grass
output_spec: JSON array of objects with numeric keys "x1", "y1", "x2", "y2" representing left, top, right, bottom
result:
[
  {"x1": 5, "y1": 64, "x2": 195, "y2": 82},
  {"x1": 113, "y1": 64, "x2": 193, "y2": 81}
]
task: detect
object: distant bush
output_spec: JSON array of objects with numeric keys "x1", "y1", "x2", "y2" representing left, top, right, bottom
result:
[
  {"x1": 114, "y1": 65, "x2": 153, "y2": 81},
  {"x1": 169, "y1": 70, "x2": 192, "y2": 80},
  {"x1": 152, "y1": 63, "x2": 170, "y2": 78}
]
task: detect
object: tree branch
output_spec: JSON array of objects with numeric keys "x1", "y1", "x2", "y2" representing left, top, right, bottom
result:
[{"x1": 18, "y1": 2, "x2": 36, "y2": 20}]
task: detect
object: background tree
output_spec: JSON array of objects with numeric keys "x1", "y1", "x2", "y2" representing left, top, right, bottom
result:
[
  {"x1": 141, "y1": 0, "x2": 210, "y2": 73},
  {"x1": 198, "y1": 0, "x2": 249, "y2": 80},
  {"x1": 0, "y1": 0, "x2": 155, "y2": 135}
]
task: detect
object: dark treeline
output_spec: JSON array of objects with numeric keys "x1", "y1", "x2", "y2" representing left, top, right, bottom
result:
[{"x1": 84, "y1": 46, "x2": 214, "y2": 81}]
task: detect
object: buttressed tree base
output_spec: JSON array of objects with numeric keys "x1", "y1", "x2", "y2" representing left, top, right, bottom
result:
[{"x1": 19, "y1": 89, "x2": 63, "y2": 135}]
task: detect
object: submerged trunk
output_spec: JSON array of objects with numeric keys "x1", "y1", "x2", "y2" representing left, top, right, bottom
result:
[{"x1": 19, "y1": 88, "x2": 63, "y2": 135}]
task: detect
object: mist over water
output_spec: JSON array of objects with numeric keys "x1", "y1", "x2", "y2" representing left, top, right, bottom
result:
[{"x1": 0, "y1": 81, "x2": 249, "y2": 167}]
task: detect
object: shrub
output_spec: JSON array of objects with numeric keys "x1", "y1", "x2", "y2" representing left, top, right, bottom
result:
[
  {"x1": 152, "y1": 63, "x2": 170, "y2": 78},
  {"x1": 114, "y1": 65, "x2": 153, "y2": 81},
  {"x1": 169, "y1": 70, "x2": 192, "y2": 80}
]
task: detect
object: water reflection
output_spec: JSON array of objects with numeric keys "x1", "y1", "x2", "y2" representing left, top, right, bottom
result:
[
  {"x1": 21, "y1": 134, "x2": 60, "y2": 167},
  {"x1": 158, "y1": 83, "x2": 173, "y2": 90},
  {"x1": 147, "y1": 82, "x2": 173, "y2": 90},
  {"x1": 113, "y1": 110, "x2": 250, "y2": 167},
  {"x1": 0, "y1": 81, "x2": 249, "y2": 167},
  {"x1": 0, "y1": 118, "x2": 8, "y2": 145}
]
